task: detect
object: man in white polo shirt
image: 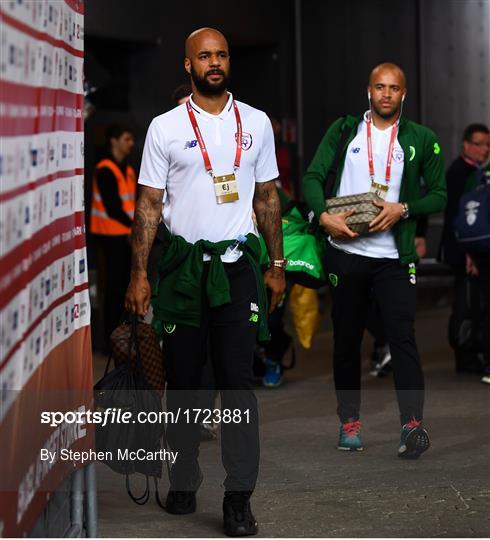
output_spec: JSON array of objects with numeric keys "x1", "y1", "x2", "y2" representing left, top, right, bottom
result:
[
  {"x1": 125, "y1": 28, "x2": 285, "y2": 537},
  {"x1": 303, "y1": 63, "x2": 446, "y2": 459}
]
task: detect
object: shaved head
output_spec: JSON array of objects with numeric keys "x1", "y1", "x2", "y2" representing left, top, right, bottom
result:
[
  {"x1": 369, "y1": 63, "x2": 406, "y2": 88},
  {"x1": 184, "y1": 27, "x2": 230, "y2": 97},
  {"x1": 367, "y1": 63, "x2": 407, "y2": 123},
  {"x1": 185, "y1": 27, "x2": 228, "y2": 58}
]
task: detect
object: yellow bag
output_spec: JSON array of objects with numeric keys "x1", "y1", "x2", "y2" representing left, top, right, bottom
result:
[{"x1": 289, "y1": 284, "x2": 321, "y2": 349}]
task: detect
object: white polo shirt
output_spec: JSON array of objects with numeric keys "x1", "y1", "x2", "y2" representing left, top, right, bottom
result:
[
  {"x1": 330, "y1": 111, "x2": 404, "y2": 259},
  {"x1": 138, "y1": 93, "x2": 278, "y2": 261}
]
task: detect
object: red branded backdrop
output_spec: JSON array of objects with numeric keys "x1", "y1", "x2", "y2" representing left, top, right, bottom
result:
[{"x1": 0, "y1": 1, "x2": 93, "y2": 536}]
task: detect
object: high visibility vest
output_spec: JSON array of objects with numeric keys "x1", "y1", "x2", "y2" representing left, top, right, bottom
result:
[{"x1": 90, "y1": 159, "x2": 136, "y2": 235}]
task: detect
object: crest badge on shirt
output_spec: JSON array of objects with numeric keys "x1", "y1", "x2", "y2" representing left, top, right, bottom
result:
[
  {"x1": 235, "y1": 132, "x2": 253, "y2": 150},
  {"x1": 392, "y1": 146, "x2": 404, "y2": 163}
]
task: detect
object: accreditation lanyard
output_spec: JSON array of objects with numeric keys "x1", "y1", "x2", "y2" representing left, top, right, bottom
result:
[
  {"x1": 461, "y1": 154, "x2": 486, "y2": 185},
  {"x1": 461, "y1": 154, "x2": 479, "y2": 168},
  {"x1": 186, "y1": 99, "x2": 242, "y2": 176},
  {"x1": 366, "y1": 113, "x2": 399, "y2": 187}
]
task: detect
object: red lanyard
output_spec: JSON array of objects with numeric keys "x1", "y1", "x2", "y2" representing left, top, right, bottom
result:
[
  {"x1": 366, "y1": 113, "x2": 399, "y2": 184},
  {"x1": 186, "y1": 99, "x2": 242, "y2": 176},
  {"x1": 461, "y1": 153, "x2": 478, "y2": 168}
]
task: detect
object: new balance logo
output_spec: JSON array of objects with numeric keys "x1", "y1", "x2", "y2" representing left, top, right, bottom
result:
[
  {"x1": 352, "y1": 147, "x2": 361, "y2": 154},
  {"x1": 183, "y1": 139, "x2": 198, "y2": 149}
]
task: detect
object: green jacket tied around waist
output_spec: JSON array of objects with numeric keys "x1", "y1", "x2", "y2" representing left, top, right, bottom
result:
[{"x1": 151, "y1": 226, "x2": 270, "y2": 342}]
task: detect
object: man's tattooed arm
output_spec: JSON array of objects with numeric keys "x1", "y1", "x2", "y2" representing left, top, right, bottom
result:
[
  {"x1": 125, "y1": 186, "x2": 163, "y2": 315},
  {"x1": 253, "y1": 180, "x2": 286, "y2": 313},
  {"x1": 253, "y1": 180, "x2": 283, "y2": 261},
  {"x1": 131, "y1": 186, "x2": 164, "y2": 274}
]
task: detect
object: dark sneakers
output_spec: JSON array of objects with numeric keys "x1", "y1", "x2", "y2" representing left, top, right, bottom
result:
[
  {"x1": 165, "y1": 467, "x2": 203, "y2": 514},
  {"x1": 223, "y1": 492, "x2": 258, "y2": 537},
  {"x1": 165, "y1": 490, "x2": 197, "y2": 514},
  {"x1": 165, "y1": 467, "x2": 258, "y2": 536},
  {"x1": 398, "y1": 418, "x2": 430, "y2": 459}
]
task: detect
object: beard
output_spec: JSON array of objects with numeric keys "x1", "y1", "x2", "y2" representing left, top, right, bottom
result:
[
  {"x1": 372, "y1": 101, "x2": 400, "y2": 120},
  {"x1": 191, "y1": 65, "x2": 229, "y2": 96}
]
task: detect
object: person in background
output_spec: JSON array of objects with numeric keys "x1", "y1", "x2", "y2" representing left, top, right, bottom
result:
[
  {"x1": 439, "y1": 124, "x2": 490, "y2": 376},
  {"x1": 467, "y1": 239, "x2": 490, "y2": 385},
  {"x1": 260, "y1": 121, "x2": 295, "y2": 387},
  {"x1": 460, "y1": 133, "x2": 490, "y2": 386},
  {"x1": 172, "y1": 83, "x2": 192, "y2": 106},
  {"x1": 259, "y1": 186, "x2": 295, "y2": 388},
  {"x1": 90, "y1": 124, "x2": 136, "y2": 350},
  {"x1": 261, "y1": 291, "x2": 293, "y2": 387}
]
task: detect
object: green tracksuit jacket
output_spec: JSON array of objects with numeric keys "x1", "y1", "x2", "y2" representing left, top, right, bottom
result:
[{"x1": 302, "y1": 115, "x2": 447, "y2": 264}]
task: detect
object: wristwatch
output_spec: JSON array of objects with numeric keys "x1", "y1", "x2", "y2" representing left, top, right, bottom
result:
[
  {"x1": 400, "y1": 202, "x2": 410, "y2": 220},
  {"x1": 270, "y1": 258, "x2": 288, "y2": 270}
]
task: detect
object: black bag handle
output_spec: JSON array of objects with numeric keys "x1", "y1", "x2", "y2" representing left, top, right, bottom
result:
[
  {"x1": 126, "y1": 474, "x2": 150, "y2": 505},
  {"x1": 124, "y1": 402, "x2": 172, "y2": 510},
  {"x1": 124, "y1": 429, "x2": 172, "y2": 509},
  {"x1": 154, "y1": 477, "x2": 166, "y2": 510},
  {"x1": 125, "y1": 421, "x2": 171, "y2": 508},
  {"x1": 324, "y1": 118, "x2": 352, "y2": 199},
  {"x1": 154, "y1": 426, "x2": 173, "y2": 510}
]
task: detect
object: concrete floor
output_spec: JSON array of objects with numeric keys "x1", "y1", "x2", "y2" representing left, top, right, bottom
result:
[{"x1": 93, "y1": 303, "x2": 490, "y2": 537}]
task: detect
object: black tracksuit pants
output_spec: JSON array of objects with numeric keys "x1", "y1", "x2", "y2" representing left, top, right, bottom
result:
[
  {"x1": 324, "y1": 243, "x2": 424, "y2": 425},
  {"x1": 163, "y1": 257, "x2": 260, "y2": 493}
]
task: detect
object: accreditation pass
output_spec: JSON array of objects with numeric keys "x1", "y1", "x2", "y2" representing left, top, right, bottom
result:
[{"x1": 214, "y1": 173, "x2": 239, "y2": 204}]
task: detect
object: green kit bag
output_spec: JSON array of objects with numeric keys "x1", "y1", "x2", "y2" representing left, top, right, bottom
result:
[{"x1": 260, "y1": 203, "x2": 326, "y2": 289}]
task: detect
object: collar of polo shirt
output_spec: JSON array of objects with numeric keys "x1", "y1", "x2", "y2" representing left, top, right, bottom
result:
[
  {"x1": 189, "y1": 92, "x2": 234, "y2": 121},
  {"x1": 363, "y1": 110, "x2": 398, "y2": 132}
]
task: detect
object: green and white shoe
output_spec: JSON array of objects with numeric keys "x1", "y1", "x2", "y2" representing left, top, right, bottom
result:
[
  {"x1": 398, "y1": 418, "x2": 430, "y2": 459},
  {"x1": 337, "y1": 420, "x2": 363, "y2": 451}
]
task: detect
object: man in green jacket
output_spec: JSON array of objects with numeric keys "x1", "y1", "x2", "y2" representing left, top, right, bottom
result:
[{"x1": 303, "y1": 63, "x2": 446, "y2": 459}]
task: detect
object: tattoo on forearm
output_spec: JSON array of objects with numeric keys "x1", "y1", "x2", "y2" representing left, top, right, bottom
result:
[
  {"x1": 253, "y1": 180, "x2": 283, "y2": 261},
  {"x1": 131, "y1": 186, "x2": 164, "y2": 273}
]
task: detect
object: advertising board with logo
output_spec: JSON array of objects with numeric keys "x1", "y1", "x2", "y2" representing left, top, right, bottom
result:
[{"x1": 0, "y1": 1, "x2": 91, "y2": 536}]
